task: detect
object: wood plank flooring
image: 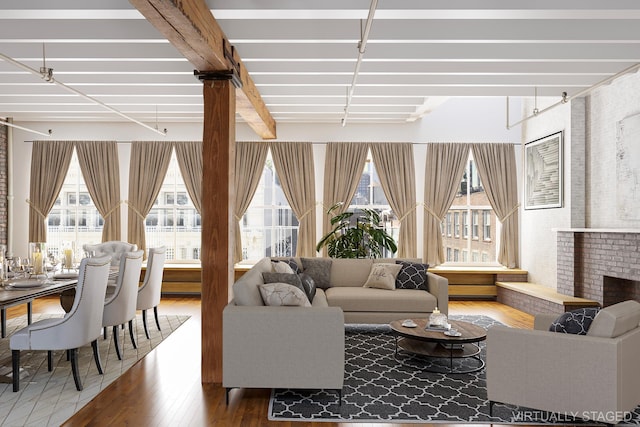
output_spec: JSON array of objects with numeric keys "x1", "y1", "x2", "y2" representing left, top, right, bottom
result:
[{"x1": 4, "y1": 297, "x2": 533, "y2": 426}]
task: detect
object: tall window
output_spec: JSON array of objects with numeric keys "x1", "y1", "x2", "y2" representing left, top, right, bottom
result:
[
  {"x1": 446, "y1": 213, "x2": 452, "y2": 237},
  {"x1": 242, "y1": 151, "x2": 298, "y2": 260},
  {"x1": 47, "y1": 151, "x2": 102, "y2": 260},
  {"x1": 454, "y1": 212, "x2": 460, "y2": 238},
  {"x1": 441, "y1": 152, "x2": 499, "y2": 265},
  {"x1": 145, "y1": 152, "x2": 201, "y2": 262},
  {"x1": 348, "y1": 152, "x2": 398, "y2": 258}
]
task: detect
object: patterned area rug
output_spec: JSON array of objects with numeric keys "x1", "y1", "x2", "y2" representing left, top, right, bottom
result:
[
  {"x1": 269, "y1": 315, "x2": 640, "y2": 425},
  {"x1": 0, "y1": 313, "x2": 189, "y2": 426}
]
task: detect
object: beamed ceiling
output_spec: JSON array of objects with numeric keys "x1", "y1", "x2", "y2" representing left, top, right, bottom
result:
[{"x1": 1, "y1": 0, "x2": 640, "y2": 127}]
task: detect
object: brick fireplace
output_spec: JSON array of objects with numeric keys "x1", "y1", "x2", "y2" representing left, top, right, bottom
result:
[{"x1": 557, "y1": 229, "x2": 640, "y2": 307}]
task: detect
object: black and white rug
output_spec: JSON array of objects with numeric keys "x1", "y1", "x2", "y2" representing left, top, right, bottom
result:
[{"x1": 269, "y1": 315, "x2": 640, "y2": 425}]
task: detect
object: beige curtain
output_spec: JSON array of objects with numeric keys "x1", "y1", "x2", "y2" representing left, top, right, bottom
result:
[
  {"x1": 127, "y1": 141, "x2": 173, "y2": 255},
  {"x1": 270, "y1": 142, "x2": 316, "y2": 257},
  {"x1": 322, "y1": 142, "x2": 369, "y2": 255},
  {"x1": 370, "y1": 143, "x2": 417, "y2": 258},
  {"x1": 471, "y1": 143, "x2": 520, "y2": 268},
  {"x1": 28, "y1": 141, "x2": 75, "y2": 242},
  {"x1": 174, "y1": 141, "x2": 202, "y2": 214},
  {"x1": 75, "y1": 141, "x2": 121, "y2": 242},
  {"x1": 233, "y1": 141, "x2": 269, "y2": 263},
  {"x1": 423, "y1": 143, "x2": 470, "y2": 266}
]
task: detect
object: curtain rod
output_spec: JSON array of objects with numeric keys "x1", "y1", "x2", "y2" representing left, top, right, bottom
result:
[{"x1": 22, "y1": 140, "x2": 521, "y2": 145}]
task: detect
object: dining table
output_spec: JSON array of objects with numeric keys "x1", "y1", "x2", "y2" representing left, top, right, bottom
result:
[{"x1": 0, "y1": 277, "x2": 78, "y2": 338}]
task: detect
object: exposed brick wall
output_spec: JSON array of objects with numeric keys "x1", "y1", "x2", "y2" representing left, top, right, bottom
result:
[
  {"x1": 0, "y1": 124, "x2": 7, "y2": 246},
  {"x1": 557, "y1": 230, "x2": 640, "y2": 306},
  {"x1": 496, "y1": 287, "x2": 565, "y2": 316}
]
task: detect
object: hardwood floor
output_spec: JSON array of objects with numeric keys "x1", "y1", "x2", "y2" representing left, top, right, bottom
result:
[{"x1": 5, "y1": 297, "x2": 533, "y2": 426}]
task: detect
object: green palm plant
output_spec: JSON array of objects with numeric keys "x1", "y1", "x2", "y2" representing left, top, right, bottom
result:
[{"x1": 316, "y1": 202, "x2": 397, "y2": 258}]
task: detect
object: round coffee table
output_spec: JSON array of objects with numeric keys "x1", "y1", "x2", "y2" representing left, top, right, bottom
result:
[{"x1": 389, "y1": 318, "x2": 487, "y2": 374}]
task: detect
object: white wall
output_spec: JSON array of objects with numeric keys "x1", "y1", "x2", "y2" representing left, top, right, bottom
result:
[{"x1": 9, "y1": 97, "x2": 520, "y2": 260}]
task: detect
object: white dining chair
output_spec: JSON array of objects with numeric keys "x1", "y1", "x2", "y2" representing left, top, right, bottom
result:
[
  {"x1": 10, "y1": 255, "x2": 111, "y2": 392},
  {"x1": 102, "y1": 250, "x2": 144, "y2": 360},
  {"x1": 137, "y1": 247, "x2": 166, "y2": 339}
]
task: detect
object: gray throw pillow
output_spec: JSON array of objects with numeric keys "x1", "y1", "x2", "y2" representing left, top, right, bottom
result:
[
  {"x1": 395, "y1": 260, "x2": 429, "y2": 291},
  {"x1": 549, "y1": 307, "x2": 600, "y2": 335},
  {"x1": 262, "y1": 272, "x2": 307, "y2": 301},
  {"x1": 300, "y1": 257, "x2": 332, "y2": 289},
  {"x1": 276, "y1": 258, "x2": 300, "y2": 274},
  {"x1": 298, "y1": 273, "x2": 317, "y2": 302}
]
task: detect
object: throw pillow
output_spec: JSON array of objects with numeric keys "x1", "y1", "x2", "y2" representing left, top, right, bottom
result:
[
  {"x1": 258, "y1": 283, "x2": 311, "y2": 307},
  {"x1": 271, "y1": 260, "x2": 295, "y2": 274},
  {"x1": 298, "y1": 273, "x2": 317, "y2": 303},
  {"x1": 277, "y1": 258, "x2": 301, "y2": 274},
  {"x1": 549, "y1": 307, "x2": 600, "y2": 335},
  {"x1": 262, "y1": 272, "x2": 307, "y2": 301},
  {"x1": 300, "y1": 257, "x2": 332, "y2": 289},
  {"x1": 395, "y1": 260, "x2": 429, "y2": 291},
  {"x1": 363, "y1": 263, "x2": 403, "y2": 290}
]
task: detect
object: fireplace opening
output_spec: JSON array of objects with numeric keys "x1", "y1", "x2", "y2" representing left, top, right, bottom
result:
[{"x1": 603, "y1": 275, "x2": 640, "y2": 307}]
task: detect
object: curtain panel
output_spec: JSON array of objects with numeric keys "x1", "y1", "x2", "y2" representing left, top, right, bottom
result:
[
  {"x1": 471, "y1": 143, "x2": 520, "y2": 268},
  {"x1": 321, "y1": 142, "x2": 369, "y2": 256},
  {"x1": 174, "y1": 141, "x2": 203, "y2": 214},
  {"x1": 270, "y1": 141, "x2": 317, "y2": 257},
  {"x1": 423, "y1": 143, "x2": 470, "y2": 266},
  {"x1": 28, "y1": 141, "x2": 75, "y2": 242},
  {"x1": 370, "y1": 143, "x2": 417, "y2": 258},
  {"x1": 126, "y1": 141, "x2": 173, "y2": 256},
  {"x1": 233, "y1": 141, "x2": 269, "y2": 263},
  {"x1": 75, "y1": 141, "x2": 121, "y2": 242}
]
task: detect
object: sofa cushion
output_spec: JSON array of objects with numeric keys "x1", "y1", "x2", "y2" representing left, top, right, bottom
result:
[
  {"x1": 258, "y1": 283, "x2": 311, "y2": 307},
  {"x1": 272, "y1": 258, "x2": 301, "y2": 274},
  {"x1": 311, "y1": 288, "x2": 329, "y2": 307},
  {"x1": 301, "y1": 257, "x2": 332, "y2": 289},
  {"x1": 326, "y1": 286, "x2": 437, "y2": 313},
  {"x1": 232, "y1": 257, "x2": 272, "y2": 306},
  {"x1": 395, "y1": 260, "x2": 429, "y2": 291},
  {"x1": 363, "y1": 263, "x2": 402, "y2": 290},
  {"x1": 271, "y1": 261, "x2": 295, "y2": 274},
  {"x1": 298, "y1": 273, "x2": 317, "y2": 303},
  {"x1": 330, "y1": 258, "x2": 373, "y2": 287},
  {"x1": 549, "y1": 307, "x2": 600, "y2": 335},
  {"x1": 263, "y1": 272, "x2": 307, "y2": 302},
  {"x1": 587, "y1": 300, "x2": 640, "y2": 338}
]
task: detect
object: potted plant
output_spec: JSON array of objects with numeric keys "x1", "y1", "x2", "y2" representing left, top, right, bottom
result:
[{"x1": 316, "y1": 202, "x2": 397, "y2": 258}]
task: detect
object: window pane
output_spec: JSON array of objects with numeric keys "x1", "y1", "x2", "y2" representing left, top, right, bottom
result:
[
  {"x1": 441, "y1": 152, "x2": 499, "y2": 265},
  {"x1": 145, "y1": 153, "x2": 201, "y2": 262},
  {"x1": 241, "y1": 151, "x2": 299, "y2": 260}
]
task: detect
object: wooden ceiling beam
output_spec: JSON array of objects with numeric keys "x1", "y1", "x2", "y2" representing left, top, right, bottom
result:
[{"x1": 130, "y1": 0, "x2": 276, "y2": 139}]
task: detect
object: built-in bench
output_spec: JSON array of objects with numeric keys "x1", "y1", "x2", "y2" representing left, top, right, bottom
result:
[
  {"x1": 429, "y1": 267, "x2": 528, "y2": 299},
  {"x1": 496, "y1": 281, "x2": 600, "y2": 316}
]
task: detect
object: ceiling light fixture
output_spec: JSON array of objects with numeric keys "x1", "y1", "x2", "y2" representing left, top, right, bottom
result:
[
  {"x1": 0, "y1": 51, "x2": 167, "y2": 136},
  {"x1": 0, "y1": 117, "x2": 52, "y2": 137},
  {"x1": 342, "y1": 0, "x2": 378, "y2": 127}
]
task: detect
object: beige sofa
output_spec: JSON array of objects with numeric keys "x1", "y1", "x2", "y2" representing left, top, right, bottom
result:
[
  {"x1": 223, "y1": 257, "x2": 448, "y2": 402},
  {"x1": 487, "y1": 300, "x2": 640, "y2": 424}
]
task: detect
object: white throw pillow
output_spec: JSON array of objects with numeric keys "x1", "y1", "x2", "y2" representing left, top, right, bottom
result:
[
  {"x1": 259, "y1": 282, "x2": 311, "y2": 307},
  {"x1": 271, "y1": 260, "x2": 295, "y2": 274},
  {"x1": 363, "y1": 263, "x2": 402, "y2": 290}
]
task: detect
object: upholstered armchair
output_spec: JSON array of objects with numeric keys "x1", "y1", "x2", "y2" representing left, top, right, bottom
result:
[
  {"x1": 487, "y1": 300, "x2": 640, "y2": 424},
  {"x1": 102, "y1": 250, "x2": 144, "y2": 360},
  {"x1": 10, "y1": 256, "x2": 112, "y2": 392},
  {"x1": 136, "y1": 247, "x2": 166, "y2": 339}
]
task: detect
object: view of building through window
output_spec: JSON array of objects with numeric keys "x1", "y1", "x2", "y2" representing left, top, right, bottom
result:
[
  {"x1": 47, "y1": 152, "x2": 103, "y2": 262},
  {"x1": 145, "y1": 153, "x2": 201, "y2": 261},
  {"x1": 442, "y1": 153, "x2": 499, "y2": 264},
  {"x1": 47, "y1": 150, "x2": 201, "y2": 263},
  {"x1": 241, "y1": 152, "x2": 299, "y2": 260},
  {"x1": 347, "y1": 152, "x2": 398, "y2": 258}
]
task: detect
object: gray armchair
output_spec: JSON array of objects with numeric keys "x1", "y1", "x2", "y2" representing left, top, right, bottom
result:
[{"x1": 487, "y1": 300, "x2": 640, "y2": 424}]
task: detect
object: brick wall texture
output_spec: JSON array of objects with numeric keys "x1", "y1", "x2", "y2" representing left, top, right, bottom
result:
[{"x1": 557, "y1": 230, "x2": 640, "y2": 306}]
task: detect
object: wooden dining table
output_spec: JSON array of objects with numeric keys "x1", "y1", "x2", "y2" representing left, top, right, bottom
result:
[{"x1": 0, "y1": 278, "x2": 77, "y2": 338}]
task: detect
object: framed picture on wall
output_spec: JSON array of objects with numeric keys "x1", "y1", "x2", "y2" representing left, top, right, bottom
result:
[{"x1": 524, "y1": 131, "x2": 563, "y2": 210}]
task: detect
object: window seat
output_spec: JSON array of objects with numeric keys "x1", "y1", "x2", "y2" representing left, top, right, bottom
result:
[
  {"x1": 496, "y1": 281, "x2": 600, "y2": 316},
  {"x1": 141, "y1": 263, "x2": 202, "y2": 294}
]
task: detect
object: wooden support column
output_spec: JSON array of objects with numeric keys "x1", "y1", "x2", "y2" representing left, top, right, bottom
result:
[{"x1": 201, "y1": 79, "x2": 235, "y2": 384}]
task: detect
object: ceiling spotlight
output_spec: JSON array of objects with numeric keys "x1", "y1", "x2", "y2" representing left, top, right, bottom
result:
[{"x1": 561, "y1": 91, "x2": 568, "y2": 104}]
